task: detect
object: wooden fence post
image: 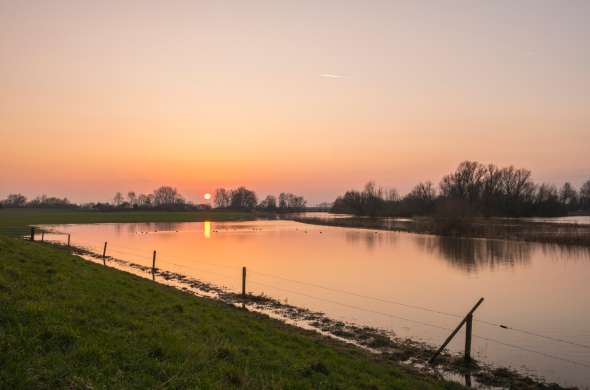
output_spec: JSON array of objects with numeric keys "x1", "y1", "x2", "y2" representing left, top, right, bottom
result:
[
  {"x1": 41, "y1": 231, "x2": 45, "y2": 242},
  {"x1": 30, "y1": 227, "x2": 35, "y2": 241},
  {"x1": 464, "y1": 313, "x2": 473, "y2": 363},
  {"x1": 152, "y1": 250, "x2": 157, "y2": 274},
  {"x1": 429, "y1": 297, "x2": 484, "y2": 364},
  {"x1": 102, "y1": 242, "x2": 108, "y2": 265},
  {"x1": 242, "y1": 266, "x2": 247, "y2": 298},
  {"x1": 67, "y1": 234, "x2": 71, "y2": 247}
]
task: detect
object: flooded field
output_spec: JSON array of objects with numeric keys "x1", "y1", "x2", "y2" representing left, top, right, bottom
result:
[{"x1": 41, "y1": 220, "x2": 590, "y2": 388}]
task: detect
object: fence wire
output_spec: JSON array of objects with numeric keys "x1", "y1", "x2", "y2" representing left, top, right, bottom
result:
[{"x1": 25, "y1": 233, "x2": 590, "y2": 370}]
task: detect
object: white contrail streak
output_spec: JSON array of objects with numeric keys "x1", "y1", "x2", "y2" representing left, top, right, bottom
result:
[{"x1": 320, "y1": 73, "x2": 343, "y2": 79}]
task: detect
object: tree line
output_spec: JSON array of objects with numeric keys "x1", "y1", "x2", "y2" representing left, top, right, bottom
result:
[
  {"x1": 213, "y1": 187, "x2": 306, "y2": 211},
  {"x1": 109, "y1": 186, "x2": 190, "y2": 210},
  {"x1": 332, "y1": 161, "x2": 590, "y2": 218},
  {"x1": 0, "y1": 186, "x2": 307, "y2": 212},
  {"x1": 0, "y1": 186, "x2": 198, "y2": 211},
  {"x1": 0, "y1": 194, "x2": 76, "y2": 209}
]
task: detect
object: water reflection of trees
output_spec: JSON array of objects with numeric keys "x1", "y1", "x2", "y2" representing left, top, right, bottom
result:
[
  {"x1": 414, "y1": 236, "x2": 590, "y2": 272},
  {"x1": 345, "y1": 231, "x2": 398, "y2": 250},
  {"x1": 538, "y1": 243, "x2": 590, "y2": 262},
  {"x1": 415, "y1": 236, "x2": 533, "y2": 272}
]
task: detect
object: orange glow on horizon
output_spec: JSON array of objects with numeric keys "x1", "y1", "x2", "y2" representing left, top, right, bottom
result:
[{"x1": 1, "y1": 2, "x2": 588, "y2": 203}]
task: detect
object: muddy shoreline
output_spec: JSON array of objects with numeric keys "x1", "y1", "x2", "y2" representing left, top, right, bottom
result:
[{"x1": 49, "y1": 241, "x2": 575, "y2": 390}]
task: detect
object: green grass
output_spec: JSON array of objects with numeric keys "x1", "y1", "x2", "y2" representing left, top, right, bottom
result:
[
  {"x1": 0, "y1": 237, "x2": 459, "y2": 389},
  {"x1": 0, "y1": 208, "x2": 254, "y2": 237}
]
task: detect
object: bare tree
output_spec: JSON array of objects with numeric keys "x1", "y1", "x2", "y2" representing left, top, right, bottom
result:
[
  {"x1": 580, "y1": 180, "x2": 590, "y2": 210},
  {"x1": 214, "y1": 188, "x2": 231, "y2": 208},
  {"x1": 153, "y1": 186, "x2": 182, "y2": 207},
  {"x1": 113, "y1": 192, "x2": 124, "y2": 206},
  {"x1": 258, "y1": 195, "x2": 277, "y2": 210},
  {"x1": 535, "y1": 183, "x2": 559, "y2": 203},
  {"x1": 385, "y1": 188, "x2": 399, "y2": 202},
  {"x1": 230, "y1": 187, "x2": 257, "y2": 210},
  {"x1": 278, "y1": 193, "x2": 288, "y2": 209},
  {"x1": 127, "y1": 191, "x2": 137, "y2": 206},
  {"x1": 1, "y1": 193, "x2": 27, "y2": 207},
  {"x1": 277, "y1": 192, "x2": 307, "y2": 210},
  {"x1": 137, "y1": 193, "x2": 152, "y2": 206},
  {"x1": 439, "y1": 161, "x2": 486, "y2": 202},
  {"x1": 407, "y1": 181, "x2": 436, "y2": 202},
  {"x1": 559, "y1": 182, "x2": 578, "y2": 209}
]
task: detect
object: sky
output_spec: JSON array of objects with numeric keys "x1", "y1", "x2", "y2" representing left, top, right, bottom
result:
[{"x1": 1, "y1": 0, "x2": 589, "y2": 205}]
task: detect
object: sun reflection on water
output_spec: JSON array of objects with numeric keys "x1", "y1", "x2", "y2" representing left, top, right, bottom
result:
[{"x1": 203, "y1": 221, "x2": 211, "y2": 239}]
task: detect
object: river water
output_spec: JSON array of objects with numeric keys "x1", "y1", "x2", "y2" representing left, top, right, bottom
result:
[{"x1": 41, "y1": 219, "x2": 590, "y2": 388}]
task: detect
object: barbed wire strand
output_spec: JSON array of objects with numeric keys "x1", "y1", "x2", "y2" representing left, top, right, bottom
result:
[
  {"x1": 58, "y1": 238, "x2": 590, "y2": 352},
  {"x1": 249, "y1": 269, "x2": 590, "y2": 350},
  {"x1": 249, "y1": 279, "x2": 590, "y2": 369}
]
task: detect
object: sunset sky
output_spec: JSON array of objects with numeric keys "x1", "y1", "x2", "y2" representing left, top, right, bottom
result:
[{"x1": 1, "y1": 1, "x2": 589, "y2": 204}]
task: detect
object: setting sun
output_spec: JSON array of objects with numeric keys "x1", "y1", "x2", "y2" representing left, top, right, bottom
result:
[{"x1": 204, "y1": 193, "x2": 211, "y2": 200}]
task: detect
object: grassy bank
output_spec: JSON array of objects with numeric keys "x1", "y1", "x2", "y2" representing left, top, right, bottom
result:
[
  {"x1": 0, "y1": 208, "x2": 254, "y2": 237},
  {"x1": 0, "y1": 236, "x2": 458, "y2": 389}
]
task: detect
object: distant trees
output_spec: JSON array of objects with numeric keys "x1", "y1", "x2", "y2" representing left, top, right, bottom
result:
[
  {"x1": 257, "y1": 192, "x2": 307, "y2": 211},
  {"x1": 214, "y1": 188, "x2": 231, "y2": 208},
  {"x1": 6, "y1": 194, "x2": 26, "y2": 207},
  {"x1": 437, "y1": 161, "x2": 536, "y2": 216},
  {"x1": 0, "y1": 194, "x2": 27, "y2": 207},
  {"x1": 533, "y1": 184, "x2": 560, "y2": 216},
  {"x1": 559, "y1": 182, "x2": 578, "y2": 211},
  {"x1": 27, "y1": 195, "x2": 74, "y2": 208},
  {"x1": 101, "y1": 186, "x2": 307, "y2": 212},
  {"x1": 2, "y1": 163, "x2": 587, "y2": 218},
  {"x1": 332, "y1": 182, "x2": 387, "y2": 217},
  {"x1": 99, "y1": 187, "x2": 186, "y2": 210},
  {"x1": 408, "y1": 182, "x2": 436, "y2": 202},
  {"x1": 0, "y1": 193, "x2": 74, "y2": 208},
  {"x1": 153, "y1": 186, "x2": 184, "y2": 207},
  {"x1": 230, "y1": 187, "x2": 257, "y2": 210},
  {"x1": 581, "y1": 180, "x2": 590, "y2": 210},
  {"x1": 127, "y1": 191, "x2": 137, "y2": 207},
  {"x1": 212, "y1": 187, "x2": 257, "y2": 210},
  {"x1": 402, "y1": 181, "x2": 437, "y2": 215},
  {"x1": 211, "y1": 188, "x2": 306, "y2": 211},
  {"x1": 277, "y1": 192, "x2": 306, "y2": 210},
  {"x1": 113, "y1": 192, "x2": 124, "y2": 206},
  {"x1": 0, "y1": 188, "x2": 189, "y2": 210},
  {"x1": 137, "y1": 193, "x2": 153, "y2": 207},
  {"x1": 332, "y1": 161, "x2": 590, "y2": 218},
  {"x1": 258, "y1": 195, "x2": 277, "y2": 210}
]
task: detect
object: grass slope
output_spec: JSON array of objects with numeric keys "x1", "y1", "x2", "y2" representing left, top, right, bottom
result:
[
  {"x1": 0, "y1": 237, "x2": 459, "y2": 389},
  {"x1": 0, "y1": 208, "x2": 253, "y2": 237}
]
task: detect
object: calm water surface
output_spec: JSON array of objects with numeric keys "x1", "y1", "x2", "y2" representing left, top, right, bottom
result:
[
  {"x1": 523, "y1": 216, "x2": 590, "y2": 225},
  {"x1": 42, "y1": 220, "x2": 590, "y2": 388}
]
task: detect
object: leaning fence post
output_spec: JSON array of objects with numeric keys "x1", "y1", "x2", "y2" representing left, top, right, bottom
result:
[
  {"x1": 464, "y1": 313, "x2": 473, "y2": 363},
  {"x1": 242, "y1": 266, "x2": 247, "y2": 298},
  {"x1": 67, "y1": 234, "x2": 71, "y2": 247},
  {"x1": 429, "y1": 297, "x2": 484, "y2": 364},
  {"x1": 102, "y1": 242, "x2": 108, "y2": 265},
  {"x1": 30, "y1": 227, "x2": 35, "y2": 241},
  {"x1": 152, "y1": 250, "x2": 157, "y2": 274}
]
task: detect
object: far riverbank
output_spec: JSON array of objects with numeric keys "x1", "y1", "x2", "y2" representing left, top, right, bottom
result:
[{"x1": 289, "y1": 214, "x2": 590, "y2": 247}]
